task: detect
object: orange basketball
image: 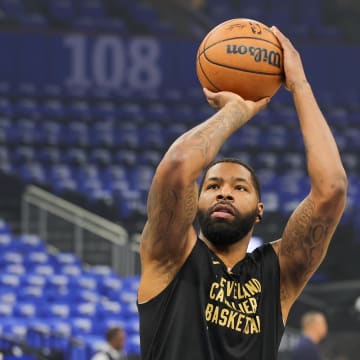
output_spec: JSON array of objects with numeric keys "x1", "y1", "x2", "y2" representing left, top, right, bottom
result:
[{"x1": 196, "y1": 18, "x2": 284, "y2": 101}]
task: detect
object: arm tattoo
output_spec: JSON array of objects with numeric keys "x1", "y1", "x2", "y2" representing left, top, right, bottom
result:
[
  {"x1": 179, "y1": 102, "x2": 247, "y2": 160},
  {"x1": 280, "y1": 199, "x2": 330, "y2": 284},
  {"x1": 147, "y1": 181, "x2": 198, "y2": 244},
  {"x1": 147, "y1": 186, "x2": 177, "y2": 236}
]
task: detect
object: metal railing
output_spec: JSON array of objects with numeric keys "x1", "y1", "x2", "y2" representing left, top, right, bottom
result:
[{"x1": 21, "y1": 185, "x2": 138, "y2": 276}]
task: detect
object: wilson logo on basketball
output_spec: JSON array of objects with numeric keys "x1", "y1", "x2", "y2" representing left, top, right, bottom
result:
[{"x1": 226, "y1": 45, "x2": 281, "y2": 68}]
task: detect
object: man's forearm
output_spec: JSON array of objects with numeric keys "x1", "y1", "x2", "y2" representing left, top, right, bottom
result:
[
  {"x1": 292, "y1": 82, "x2": 347, "y2": 193},
  {"x1": 166, "y1": 99, "x2": 251, "y2": 179}
]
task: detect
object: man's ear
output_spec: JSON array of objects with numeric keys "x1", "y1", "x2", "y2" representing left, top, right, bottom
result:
[{"x1": 256, "y1": 202, "x2": 264, "y2": 222}]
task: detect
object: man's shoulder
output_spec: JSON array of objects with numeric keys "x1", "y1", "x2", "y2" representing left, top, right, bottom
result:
[
  {"x1": 91, "y1": 351, "x2": 110, "y2": 360},
  {"x1": 91, "y1": 350, "x2": 124, "y2": 360}
]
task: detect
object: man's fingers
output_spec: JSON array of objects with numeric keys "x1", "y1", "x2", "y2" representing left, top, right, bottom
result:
[
  {"x1": 203, "y1": 87, "x2": 215, "y2": 98},
  {"x1": 271, "y1": 26, "x2": 293, "y2": 49},
  {"x1": 253, "y1": 97, "x2": 271, "y2": 113}
]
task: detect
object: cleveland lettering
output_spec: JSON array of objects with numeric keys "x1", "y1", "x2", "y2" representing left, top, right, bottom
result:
[{"x1": 205, "y1": 277, "x2": 262, "y2": 334}]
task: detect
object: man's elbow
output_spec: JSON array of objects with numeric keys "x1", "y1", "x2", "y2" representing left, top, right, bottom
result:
[
  {"x1": 329, "y1": 174, "x2": 348, "y2": 199},
  {"x1": 318, "y1": 174, "x2": 348, "y2": 208},
  {"x1": 157, "y1": 150, "x2": 196, "y2": 184}
]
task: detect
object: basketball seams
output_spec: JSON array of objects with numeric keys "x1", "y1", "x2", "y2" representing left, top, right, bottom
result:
[
  {"x1": 195, "y1": 27, "x2": 213, "y2": 63},
  {"x1": 203, "y1": 55, "x2": 283, "y2": 76},
  {"x1": 196, "y1": 28, "x2": 223, "y2": 91},
  {"x1": 197, "y1": 53, "x2": 221, "y2": 92},
  {"x1": 196, "y1": 32, "x2": 222, "y2": 91}
]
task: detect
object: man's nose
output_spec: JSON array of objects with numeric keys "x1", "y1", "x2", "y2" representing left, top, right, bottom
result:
[{"x1": 216, "y1": 187, "x2": 234, "y2": 201}]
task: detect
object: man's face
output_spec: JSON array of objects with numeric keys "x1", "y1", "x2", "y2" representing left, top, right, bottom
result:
[
  {"x1": 316, "y1": 315, "x2": 328, "y2": 340},
  {"x1": 112, "y1": 330, "x2": 125, "y2": 351},
  {"x1": 197, "y1": 162, "x2": 263, "y2": 246}
]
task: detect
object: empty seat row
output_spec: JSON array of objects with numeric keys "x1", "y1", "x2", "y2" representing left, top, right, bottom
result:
[
  {"x1": 0, "y1": 225, "x2": 140, "y2": 356},
  {"x1": 0, "y1": 0, "x2": 175, "y2": 37}
]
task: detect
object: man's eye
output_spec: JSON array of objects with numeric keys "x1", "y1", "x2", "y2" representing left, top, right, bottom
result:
[
  {"x1": 235, "y1": 186, "x2": 245, "y2": 191},
  {"x1": 207, "y1": 184, "x2": 218, "y2": 189}
]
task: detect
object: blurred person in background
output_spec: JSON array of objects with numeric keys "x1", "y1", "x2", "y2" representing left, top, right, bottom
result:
[
  {"x1": 292, "y1": 311, "x2": 328, "y2": 360},
  {"x1": 91, "y1": 326, "x2": 127, "y2": 360}
]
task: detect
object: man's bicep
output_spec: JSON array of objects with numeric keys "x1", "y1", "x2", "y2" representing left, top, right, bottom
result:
[
  {"x1": 141, "y1": 178, "x2": 198, "y2": 262},
  {"x1": 277, "y1": 196, "x2": 340, "y2": 310}
]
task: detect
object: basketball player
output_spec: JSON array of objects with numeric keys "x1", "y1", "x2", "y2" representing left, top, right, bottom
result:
[{"x1": 137, "y1": 27, "x2": 347, "y2": 359}]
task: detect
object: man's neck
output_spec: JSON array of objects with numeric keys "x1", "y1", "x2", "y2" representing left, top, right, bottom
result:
[
  {"x1": 304, "y1": 331, "x2": 320, "y2": 344},
  {"x1": 200, "y1": 235, "x2": 250, "y2": 269}
]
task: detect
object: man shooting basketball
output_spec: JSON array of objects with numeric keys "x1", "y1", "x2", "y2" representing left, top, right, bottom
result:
[{"x1": 137, "y1": 27, "x2": 347, "y2": 360}]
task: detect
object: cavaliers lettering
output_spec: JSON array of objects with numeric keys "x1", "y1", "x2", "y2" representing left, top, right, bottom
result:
[{"x1": 205, "y1": 277, "x2": 262, "y2": 334}]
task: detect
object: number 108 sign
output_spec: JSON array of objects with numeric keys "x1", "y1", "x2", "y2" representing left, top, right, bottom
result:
[{"x1": 64, "y1": 35, "x2": 162, "y2": 90}]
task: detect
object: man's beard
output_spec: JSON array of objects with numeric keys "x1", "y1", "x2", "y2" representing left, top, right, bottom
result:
[{"x1": 197, "y1": 204, "x2": 258, "y2": 246}]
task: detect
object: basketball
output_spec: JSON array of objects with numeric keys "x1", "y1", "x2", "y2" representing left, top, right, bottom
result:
[{"x1": 196, "y1": 18, "x2": 284, "y2": 101}]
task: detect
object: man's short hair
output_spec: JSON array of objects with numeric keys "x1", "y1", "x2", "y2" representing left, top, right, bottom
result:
[
  {"x1": 105, "y1": 326, "x2": 123, "y2": 342},
  {"x1": 198, "y1": 157, "x2": 261, "y2": 200}
]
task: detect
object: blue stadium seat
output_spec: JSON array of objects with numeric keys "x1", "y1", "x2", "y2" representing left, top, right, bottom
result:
[
  {"x1": 38, "y1": 121, "x2": 62, "y2": 146},
  {"x1": 0, "y1": 288, "x2": 16, "y2": 304},
  {"x1": 0, "y1": 0, "x2": 25, "y2": 21},
  {"x1": 2, "y1": 320, "x2": 27, "y2": 342},
  {"x1": 44, "y1": 303, "x2": 71, "y2": 319},
  {"x1": 113, "y1": 149, "x2": 137, "y2": 166},
  {"x1": 0, "y1": 302, "x2": 14, "y2": 316},
  {"x1": 59, "y1": 264, "x2": 83, "y2": 277},
  {"x1": 49, "y1": 164, "x2": 74, "y2": 186},
  {"x1": 48, "y1": 0, "x2": 75, "y2": 25},
  {"x1": 16, "y1": 234, "x2": 46, "y2": 252},
  {"x1": 17, "y1": 162, "x2": 47, "y2": 185},
  {"x1": 17, "y1": 286, "x2": 44, "y2": 303},
  {"x1": 123, "y1": 316, "x2": 139, "y2": 336},
  {"x1": 69, "y1": 275, "x2": 97, "y2": 291},
  {"x1": 32, "y1": 264, "x2": 54, "y2": 277},
  {"x1": 37, "y1": 147, "x2": 62, "y2": 165},
  {"x1": 8, "y1": 121, "x2": 36, "y2": 145},
  {"x1": 52, "y1": 252, "x2": 81, "y2": 267},
  {"x1": 73, "y1": 289, "x2": 100, "y2": 304},
  {"x1": 206, "y1": 1, "x2": 233, "y2": 23},
  {"x1": 64, "y1": 148, "x2": 88, "y2": 166},
  {"x1": 114, "y1": 129, "x2": 139, "y2": 150},
  {"x1": 24, "y1": 251, "x2": 50, "y2": 268},
  {"x1": 39, "y1": 99, "x2": 66, "y2": 118},
  {"x1": 0, "y1": 252, "x2": 23, "y2": 266},
  {"x1": 126, "y1": 333, "x2": 141, "y2": 355},
  {"x1": 99, "y1": 276, "x2": 123, "y2": 300},
  {"x1": 89, "y1": 149, "x2": 112, "y2": 166},
  {"x1": 78, "y1": 0, "x2": 105, "y2": 19},
  {"x1": 0, "y1": 97, "x2": 13, "y2": 116},
  {"x1": 13, "y1": 302, "x2": 37, "y2": 318},
  {"x1": 97, "y1": 300, "x2": 123, "y2": 320},
  {"x1": 71, "y1": 302, "x2": 97, "y2": 318},
  {"x1": 21, "y1": 274, "x2": 46, "y2": 288},
  {"x1": 26, "y1": 319, "x2": 51, "y2": 349},
  {"x1": 70, "y1": 317, "x2": 94, "y2": 336},
  {"x1": 3, "y1": 263, "x2": 25, "y2": 276},
  {"x1": 86, "y1": 265, "x2": 115, "y2": 278}
]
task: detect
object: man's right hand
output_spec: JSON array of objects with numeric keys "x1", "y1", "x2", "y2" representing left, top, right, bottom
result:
[{"x1": 203, "y1": 88, "x2": 270, "y2": 119}]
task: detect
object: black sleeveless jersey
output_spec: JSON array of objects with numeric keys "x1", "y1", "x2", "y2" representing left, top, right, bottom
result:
[{"x1": 138, "y1": 239, "x2": 284, "y2": 360}]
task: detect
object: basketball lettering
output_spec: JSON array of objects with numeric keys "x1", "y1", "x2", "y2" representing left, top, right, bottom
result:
[
  {"x1": 226, "y1": 45, "x2": 281, "y2": 68},
  {"x1": 196, "y1": 18, "x2": 284, "y2": 101}
]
